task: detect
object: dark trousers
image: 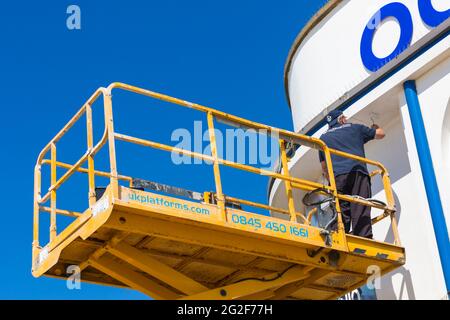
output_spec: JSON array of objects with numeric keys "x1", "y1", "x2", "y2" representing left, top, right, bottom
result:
[{"x1": 332, "y1": 171, "x2": 373, "y2": 239}]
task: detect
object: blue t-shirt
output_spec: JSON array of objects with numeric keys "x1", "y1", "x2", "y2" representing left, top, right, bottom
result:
[{"x1": 318, "y1": 123, "x2": 376, "y2": 176}]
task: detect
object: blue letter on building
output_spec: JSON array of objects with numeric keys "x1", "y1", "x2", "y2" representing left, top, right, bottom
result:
[
  {"x1": 360, "y1": 2, "x2": 413, "y2": 72},
  {"x1": 418, "y1": 0, "x2": 450, "y2": 27}
]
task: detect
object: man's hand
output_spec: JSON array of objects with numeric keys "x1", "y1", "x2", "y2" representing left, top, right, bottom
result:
[{"x1": 372, "y1": 123, "x2": 385, "y2": 139}]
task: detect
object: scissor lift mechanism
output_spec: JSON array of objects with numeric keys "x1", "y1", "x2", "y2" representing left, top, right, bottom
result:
[{"x1": 32, "y1": 83, "x2": 405, "y2": 300}]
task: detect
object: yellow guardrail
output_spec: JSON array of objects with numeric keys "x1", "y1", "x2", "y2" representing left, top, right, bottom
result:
[{"x1": 33, "y1": 82, "x2": 401, "y2": 257}]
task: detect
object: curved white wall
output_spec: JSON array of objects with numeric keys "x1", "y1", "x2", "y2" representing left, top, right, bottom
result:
[{"x1": 443, "y1": 102, "x2": 450, "y2": 172}]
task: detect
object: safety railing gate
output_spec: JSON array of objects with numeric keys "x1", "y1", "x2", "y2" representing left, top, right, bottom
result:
[{"x1": 33, "y1": 83, "x2": 401, "y2": 261}]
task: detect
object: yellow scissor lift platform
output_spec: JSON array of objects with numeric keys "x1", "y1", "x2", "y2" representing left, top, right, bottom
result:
[{"x1": 32, "y1": 83, "x2": 405, "y2": 300}]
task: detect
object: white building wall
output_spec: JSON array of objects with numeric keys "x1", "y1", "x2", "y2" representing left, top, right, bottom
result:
[
  {"x1": 364, "y1": 83, "x2": 448, "y2": 299},
  {"x1": 273, "y1": 49, "x2": 450, "y2": 300},
  {"x1": 278, "y1": 0, "x2": 450, "y2": 300},
  {"x1": 415, "y1": 55, "x2": 450, "y2": 231}
]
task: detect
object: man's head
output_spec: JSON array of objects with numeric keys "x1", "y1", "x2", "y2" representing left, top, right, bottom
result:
[{"x1": 326, "y1": 110, "x2": 346, "y2": 127}]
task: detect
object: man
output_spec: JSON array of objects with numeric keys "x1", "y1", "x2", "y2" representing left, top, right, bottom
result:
[{"x1": 318, "y1": 110, "x2": 385, "y2": 239}]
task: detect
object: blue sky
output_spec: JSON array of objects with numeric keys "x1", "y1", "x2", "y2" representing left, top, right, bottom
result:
[{"x1": 0, "y1": 1, "x2": 327, "y2": 299}]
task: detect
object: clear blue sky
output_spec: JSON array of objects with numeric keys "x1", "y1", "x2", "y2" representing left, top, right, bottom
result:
[{"x1": 0, "y1": 1, "x2": 327, "y2": 299}]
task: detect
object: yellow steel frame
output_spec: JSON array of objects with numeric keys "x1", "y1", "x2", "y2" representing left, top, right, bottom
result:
[{"x1": 32, "y1": 82, "x2": 402, "y2": 299}]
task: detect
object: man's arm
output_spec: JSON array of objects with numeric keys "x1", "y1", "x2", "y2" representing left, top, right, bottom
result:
[{"x1": 371, "y1": 124, "x2": 385, "y2": 139}]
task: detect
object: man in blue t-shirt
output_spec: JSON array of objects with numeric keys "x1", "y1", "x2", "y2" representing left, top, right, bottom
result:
[{"x1": 318, "y1": 110, "x2": 386, "y2": 238}]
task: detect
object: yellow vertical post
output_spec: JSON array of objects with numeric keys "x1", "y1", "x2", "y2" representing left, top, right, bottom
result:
[
  {"x1": 322, "y1": 145, "x2": 347, "y2": 247},
  {"x1": 279, "y1": 140, "x2": 297, "y2": 222},
  {"x1": 86, "y1": 103, "x2": 96, "y2": 206},
  {"x1": 50, "y1": 143, "x2": 57, "y2": 242},
  {"x1": 207, "y1": 112, "x2": 226, "y2": 221},
  {"x1": 103, "y1": 91, "x2": 119, "y2": 198},
  {"x1": 33, "y1": 164, "x2": 41, "y2": 253},
  {"x1": 382, "y1": 171, "x2": 401, "y2": 246}
]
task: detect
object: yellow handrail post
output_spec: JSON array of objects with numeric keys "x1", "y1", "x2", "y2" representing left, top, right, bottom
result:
[
  {"x1": 279, "y1": 140, "x2": 297, "y2": 222},
  {"x1": 103, "y1": 91, "x2": 119, "y2": 199},
  {"x1": 382, "y1": 170, "x2": 401, "y2": 246},
  {"x1": 207, "y1": 112, "x2": 226, "y2": 221},
  {"x1": 50, "y1": 143, "x2": 57, "y2": 242},
  {"x1": 86, "y1": 103, "x2": 96, "y2": 206},
  {"x1": 322, "y1": 144, "x2": 347, "y2": 247},
  {"x1": 33, "y1": 164, "x2": 41, "y2": 253}
]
